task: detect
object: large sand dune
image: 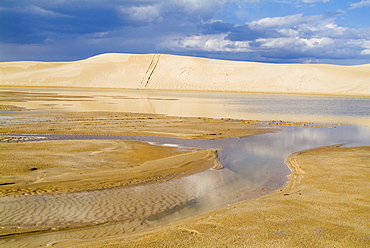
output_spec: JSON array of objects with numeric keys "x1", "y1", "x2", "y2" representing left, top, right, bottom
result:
[{"x1": 1, "y1": 53, "x2": 369, "y2": 95}]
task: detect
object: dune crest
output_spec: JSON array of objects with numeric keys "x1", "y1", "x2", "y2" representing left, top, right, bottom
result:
[{"x1": 1, "y1": 53, "x2": 369, "y2": 96}]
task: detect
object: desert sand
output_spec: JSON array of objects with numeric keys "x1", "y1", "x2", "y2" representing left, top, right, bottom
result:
[
  {"x1": 1, "y1": 55, "x2": 369, "y2": 247},
  {"x1": 1, "y1": 53, "x2": 370, "y2": 96},
  {"x1": 73, "y1": 145, "x2": 370, "y2": 248}
]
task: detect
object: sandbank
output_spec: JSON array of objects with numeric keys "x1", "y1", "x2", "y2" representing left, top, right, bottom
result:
[
  {"x1": 72, "y1": 145, "x2": 370, "y2": 248},
  {"x1": 0, "y1": 111, "x2": 275, "y2": 197},
  {"x1": 0, "y1": 110, "x2": 278, "y2": 243},
  {"x1": 0, "y1": 140, "x2": 218, "y2": 197},
  {"x1": 0, "y1": 111, "x2": 275, "y2": 139}
]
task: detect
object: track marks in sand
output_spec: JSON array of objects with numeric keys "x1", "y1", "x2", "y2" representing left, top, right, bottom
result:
[{"x1": 141, "y1": 54, "x2": 161, "y2": 88}]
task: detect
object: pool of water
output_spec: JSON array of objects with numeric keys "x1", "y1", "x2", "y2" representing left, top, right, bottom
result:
[
  {"x1": 2, "y1": 124, "x2": 369, "y2": 247},
  {"x1": 1, "y1": 88, "x2": 369, "y2": 247},
  {"x1": 1, "y1": 87, "x2": 370, "y2": 125}
]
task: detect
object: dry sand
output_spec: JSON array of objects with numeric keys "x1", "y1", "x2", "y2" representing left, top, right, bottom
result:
[
  {"x1": 1, "y1": 53, "x2": 369, "y2": 96},
  {"x1": 72, "y1": 145, "x2": 370, "y2": 248}
]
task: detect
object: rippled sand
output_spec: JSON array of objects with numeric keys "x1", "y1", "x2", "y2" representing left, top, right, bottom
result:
[
  {"x1": 0, "y1": 140, "x2": 219, "y2": 196},
  {"x1": 0, "y1": 110, "x2": 276, "y2": 247},
  {"x1": 73, "y1": 146, "x2": 370, "y2": 248}
]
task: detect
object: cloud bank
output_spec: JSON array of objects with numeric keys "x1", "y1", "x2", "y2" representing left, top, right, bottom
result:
[{"x1": 0, "y1": 0, "x2": 369, "y2": 64}]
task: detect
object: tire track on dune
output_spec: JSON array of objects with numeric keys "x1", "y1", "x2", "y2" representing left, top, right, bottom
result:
[{"x1": 140, "y1": 54, "x2": 161, "y2": 88}]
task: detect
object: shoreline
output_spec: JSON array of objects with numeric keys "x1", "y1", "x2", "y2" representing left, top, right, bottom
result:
[
  {"x1": 1, "y1": 94, "x2": 369, "y2": 247},
  {"x1": 0, "y1": 111, "x2": 277, "y2": 140},
  {"x1": 1, "y1": 126, "x2": 368, "y2": 246},
  {"x1": 0, "y1": 111, "x2": 275, "y2": 197},
  {"x1": 2, "y1": 85, "x2": 370, "y2": 98},
  {"x1": 72, "y1": 144, "x2": 370, "y2": 248},
  {"x1": 0, "y1": 139, "x2": 221, "y2": 197}
]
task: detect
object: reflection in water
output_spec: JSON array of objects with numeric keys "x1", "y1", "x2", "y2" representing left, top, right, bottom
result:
[
  {"x1": 1, "y1": 88, "x2": 369, "y2": 247},
  {"x1": 1, "y1": 124, "x2": 369, "y2": 247},
  {"x1": 1, "y1": 87, "x2": 370, "y2": 125}
]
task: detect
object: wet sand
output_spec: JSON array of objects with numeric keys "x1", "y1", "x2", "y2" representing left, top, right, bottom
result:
[
  {"x1": 1, "y1": 111, "x2": 276, "y2": 197},
  {"x1": 1, "y1": 90, "x2": 369, "y2": 247},
  {"x1": 0, "y1": 111, "x2": 275, "y2": 139},
  {"x1": 74, "y1": 145, "x2": 370, "y2": 248},
  {"x1": 0, "y1": 109, "x2": 278, "y2": 246},
  {"x1": 0, "y1": 140, "x2": 219, "y2": 197}
]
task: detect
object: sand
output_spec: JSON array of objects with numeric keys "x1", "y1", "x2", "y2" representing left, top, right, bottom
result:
[
  {"x1": 0, "y1": 111, "x2": 276, "y2": 140},
  {"x1": 1, "y1": 53, "x2": 370, "y2": 96},
  {"x1": 0, "y1": 110, "x2": 275, "y2": 244},
  {"x1": 1, "y1": 105, "x2": 369, "y2": 247},
  {"x1": 72, "y1": 145, "x2": 370, "y2": 248},
  {"x1": 1, "y1": 63, "x2": 369, "y2": 247},
  {"x1": 0, "y1": 140, "x2": 219, "y2": 197},
  {"x1": 0, "y1": 111, "x2": 275, "y2": 198}
]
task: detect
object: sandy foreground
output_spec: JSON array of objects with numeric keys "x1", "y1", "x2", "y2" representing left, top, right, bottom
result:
[
  {"x1": 0, "y1": 110, "x2": 279, "y2": 243},
  {"x1": 1, "y1": 111, "x2": 369, "y2": 247},
  {"x1": 1, "y1": 86, "x2": 369, "y2": 247},
  {"x1": 1, "y1": 53, "x2": 370, "y2": 96},
  {"x1": 70, "y1": 145, "x2": 370, "y2": 248}
]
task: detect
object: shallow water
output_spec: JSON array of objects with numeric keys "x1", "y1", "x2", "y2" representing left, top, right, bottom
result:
[
  {"x1": 2, "y1": 125, "x2": 369, "y2": 247},
  {"x1": 1, "y1": 88, "x2": 369, "y2": 247},
  {"x1": 1, "y1": 87, "x2": 370, "y2": 125}
]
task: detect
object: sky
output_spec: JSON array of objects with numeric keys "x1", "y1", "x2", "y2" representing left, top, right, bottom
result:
[{"x1": 1, "y1": 0, "x2": 370, "y2": 65}]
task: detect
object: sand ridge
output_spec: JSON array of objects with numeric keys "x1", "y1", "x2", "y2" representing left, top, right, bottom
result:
[{"x1": 1, "y1": 53, "x2": 369, "y2": 96}]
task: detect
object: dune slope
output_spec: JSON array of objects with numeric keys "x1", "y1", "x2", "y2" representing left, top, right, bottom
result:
[{"x1": 1, "y1": 53, "x2": 369, "y2": 95}]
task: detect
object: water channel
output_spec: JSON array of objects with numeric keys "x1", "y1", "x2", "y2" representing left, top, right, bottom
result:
[{"x1": 1, "y1": 88, "x2": 369, "y2": 247}]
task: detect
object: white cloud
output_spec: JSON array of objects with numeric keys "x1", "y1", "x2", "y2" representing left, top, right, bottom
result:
[
  {"x1": 160, "y1": 9, "x2": 368, "y2": 63},
  {"x1": 119, "y1": 0, "x2": 226, "y2": 25},
  {"x1": 361, "y1": 40, "x2": 370, "y2": 55},
  {"x1": 299, "y1": 0, "x2": 330, "y2": 2},
  {"x1": 177, "y1": 0, "x2": 224, "y2": 12},
  {"x1": 120, "y1": 5, "x2": 163, "y2": 23},
  {"x1": 257, "y1": 37, "x2": 334, "y2": 50},
  {"x1": 12, "y1": 5, "x2": 69, "y2": 17},
  {"x1": 350, "y1": 0, "x2": 370, "y2": 9},
  {"x1": 248, "y1": 14, "x2": 323, "y2": 30},
  {"x1": 160, "y1": 33, "x2": 252, "y2": 52},
  {"x1": 247, "y1": 13, "x2": 349, "y2": 39},
  {"x1": 299, "y1": 22, "x2": 349, "y2": 36}
]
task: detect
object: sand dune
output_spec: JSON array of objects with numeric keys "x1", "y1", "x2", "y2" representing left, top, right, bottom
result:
[{"x1": 1, "y1": 53, "x2": 369, "y2": 96}]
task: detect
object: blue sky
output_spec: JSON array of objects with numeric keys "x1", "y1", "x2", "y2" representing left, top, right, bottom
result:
[{"x1": 1, "y1": 0, "x2": 370, "y2": 64}]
